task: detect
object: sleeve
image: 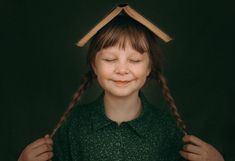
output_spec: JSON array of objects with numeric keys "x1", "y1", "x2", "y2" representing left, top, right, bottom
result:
[{"x1": 52, "y1": 119, "x2": 72, "y2": 161}]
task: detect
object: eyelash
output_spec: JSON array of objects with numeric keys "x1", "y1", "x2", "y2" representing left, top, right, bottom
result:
[
  {"x1": 104, "y1": 59, "x2": 116, "y2": 62},
  {"x1": 104, "y1": 59, "x2": 141, "y2": 63},
  {"x1": 103, "y1": 59, "x2": 141, "y2": 63},
  {"x1": 130, "y1": 60, "x2": 141, "y2": 63}
]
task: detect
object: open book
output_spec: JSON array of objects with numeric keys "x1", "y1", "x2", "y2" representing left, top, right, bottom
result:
[{"x1": 76, "y1": 4, "x2": 172, "y2": 47}]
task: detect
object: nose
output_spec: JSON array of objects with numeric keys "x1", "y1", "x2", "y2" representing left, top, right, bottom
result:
[{"x1": 115, "y1": 62, "x2": 129, "y2": 75}]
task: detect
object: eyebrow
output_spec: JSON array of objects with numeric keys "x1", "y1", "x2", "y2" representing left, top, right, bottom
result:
[{"x1": 100, "y1": 50, "x2": 144, "y2": 56}]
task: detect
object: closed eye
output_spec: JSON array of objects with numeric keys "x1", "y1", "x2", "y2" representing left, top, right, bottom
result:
[
  {"x1": 129, "y1": 60, "x2": 142, "y2": 63},
  {"x1": 103, "y1": 59, "x2": 117, "y2": 62}
]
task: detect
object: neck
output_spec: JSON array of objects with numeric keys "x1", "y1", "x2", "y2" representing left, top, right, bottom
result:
[{"x1": 103, "y1": 91, "x2": 142, "y2": 125}]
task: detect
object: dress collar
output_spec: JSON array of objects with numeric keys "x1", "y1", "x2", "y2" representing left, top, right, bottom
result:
[{"x1": 91, "y1": 90, "x2": 154, "y2": 138}]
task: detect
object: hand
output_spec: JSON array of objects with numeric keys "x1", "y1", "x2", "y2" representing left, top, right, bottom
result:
[
  {"x1": 179, "y1": 135, "x2": 224, "y2": 161},
  {"x1": 18, "y1": 134, "x2": 54, "y2": 161}
]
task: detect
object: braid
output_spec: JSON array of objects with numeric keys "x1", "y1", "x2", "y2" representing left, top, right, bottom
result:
[
  {"x1": 157, "y1": 72, "x2": 187, "y2": 135},
  {"x1": 50, "y1": 70, "x2": 94, "y2": 138}
]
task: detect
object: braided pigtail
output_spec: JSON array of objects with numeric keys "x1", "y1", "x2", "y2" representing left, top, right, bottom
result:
[
  {"x1": 157, "y1": 72, "x2": 187, "y2": 135},
  {"x1": 50, "y1": 70, "x2": 94, "y2": 138}
]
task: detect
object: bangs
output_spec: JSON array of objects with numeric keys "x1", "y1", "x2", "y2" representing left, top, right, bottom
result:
[{"x1": 94, "y1": 15, "x2": 150, "y2": 54}]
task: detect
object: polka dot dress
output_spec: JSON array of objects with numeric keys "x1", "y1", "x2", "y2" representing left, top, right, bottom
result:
[{"x1": 52, "y1": 90, "x2": 186, "y2": 161}]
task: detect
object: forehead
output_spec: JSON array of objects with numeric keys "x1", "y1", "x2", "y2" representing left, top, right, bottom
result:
[{"x1": 98, "y1": 42, "x2": 147, "y2": 56}]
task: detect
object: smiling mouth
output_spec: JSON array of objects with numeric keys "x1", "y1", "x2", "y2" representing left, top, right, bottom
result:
[{"x1": 113, "y1": 80, "x2": 131, "y2": 86}]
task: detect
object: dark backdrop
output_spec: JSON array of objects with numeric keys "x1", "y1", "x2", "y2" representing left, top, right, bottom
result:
[{"x1": 1, "y1": 0, "x2": 234, "y2": 160}]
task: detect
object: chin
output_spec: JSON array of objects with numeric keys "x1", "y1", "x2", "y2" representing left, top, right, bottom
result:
[{"x1": 105, "y1": 88, "x2": 139, "y2": 98}]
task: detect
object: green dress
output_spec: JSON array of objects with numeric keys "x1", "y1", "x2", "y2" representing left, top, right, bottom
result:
[{"x1": 52, "y1": 90, "x2": 186, "y2": 161}]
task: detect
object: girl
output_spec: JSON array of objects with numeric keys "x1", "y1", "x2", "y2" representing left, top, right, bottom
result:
[{"x1": 18, "y1": 7, "x2": 225, "y2": 161}]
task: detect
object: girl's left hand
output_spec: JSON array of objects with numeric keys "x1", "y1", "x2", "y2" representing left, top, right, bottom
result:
[{"x1": 180, "y1": 135, "x2": 224, "y2": 161}]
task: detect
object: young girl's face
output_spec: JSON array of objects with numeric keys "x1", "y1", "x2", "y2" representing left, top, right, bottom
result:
[{"x1": 92, "y1": 41, "x2": 151, "y2": 97}]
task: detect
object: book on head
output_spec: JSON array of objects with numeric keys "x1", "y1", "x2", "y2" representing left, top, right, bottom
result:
[{"x1": 76, "y1": 3, "x2": 172, "y2": 47}]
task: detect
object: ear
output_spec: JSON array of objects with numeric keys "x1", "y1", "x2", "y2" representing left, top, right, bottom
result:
[
  {"x1": 91, "y1": 62, "x2": 97, "y2": 75},
  {"x1": 146, "y1": 67, "x2": 151, "y2": 77},
  {"x1": 146, "y1": 62, "x2": 151, "y2": 77}
]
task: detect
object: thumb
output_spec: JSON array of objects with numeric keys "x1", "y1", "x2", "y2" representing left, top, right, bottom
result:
[{"x1": 44, "y1": 134, "x2": 50, "y2": 138}]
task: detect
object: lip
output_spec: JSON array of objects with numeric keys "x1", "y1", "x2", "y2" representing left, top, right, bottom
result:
[{"x1": 113, "y1": 80, "x2": 131, "y2": 86}]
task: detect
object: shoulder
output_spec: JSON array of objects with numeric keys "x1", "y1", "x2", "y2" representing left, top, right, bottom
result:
[
  {"x1": 52, "y1": 100, "x2": 99, "y2": 160},
  {"x1": 66, "y1": 98, "x2": 99, "y2": 124},
  {"x1": 140, "y1": 91, "x2": 182, "y2": 133},
  {"x1": 147, "y1": 103, "x2": 184, "y2": 137},
  {"x1": 55, "y1": 97, "x2": 99, "y2": 133},
  {"x1": 148, "y1": 104, "x2": 185, "y2": 158},
  {"x1": 148, "y1": 103, "x2": 176, "y2": 125}
]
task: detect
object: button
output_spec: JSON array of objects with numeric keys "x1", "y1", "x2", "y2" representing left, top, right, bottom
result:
[{"x1": 116, "y1": 142, "x2": 121, "y2": 146}]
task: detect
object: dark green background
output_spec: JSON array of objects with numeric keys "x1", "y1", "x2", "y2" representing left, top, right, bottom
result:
[{"x1": 1, "y1": 0, "x2": 234, "y2": 160}]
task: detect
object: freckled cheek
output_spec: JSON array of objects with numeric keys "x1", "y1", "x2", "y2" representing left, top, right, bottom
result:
[
  {"x1": 131, "y1": 66, "x2": 149, "y2": 78},
  {"x1": 96, "y1": 66, "x2": 113, "y2": 79},
  {"x1": 135, "y1": 73, "x2": 148, "y2": 82}
]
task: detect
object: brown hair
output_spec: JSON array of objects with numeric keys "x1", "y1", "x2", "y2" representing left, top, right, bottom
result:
[{"x1": 50, "y1": 14, "x2": 187, "y2": 138}]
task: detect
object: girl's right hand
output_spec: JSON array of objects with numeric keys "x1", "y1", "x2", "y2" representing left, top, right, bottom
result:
[{"x1": 18, "y1": 134, "x2": 54, "y2": 161}]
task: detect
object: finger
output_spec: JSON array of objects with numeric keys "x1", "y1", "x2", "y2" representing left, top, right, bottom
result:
[
  {"x1": 182, "y1": 135, "x2": 206, "y2": 147},
  {"x1": 28, "y1": 136, "x2": 53, "y2": 150},
  {"x1": 33, "y1": 144, "x2": 53, "y2": 157},
  {"x1": 32, "y1": 138, "x2": 54, "y2": 150},
  {"x1": 44, "y1": 134, "x2": 50, "y2": 138},
  {"x1": 27, "y1": 138, "x2": 47, "y2": 149},
  {"x1": 43, "y1": 134, "x2": 53, "y2": 144},
  {"x1": 18, "y1": 145, "x2": 50, "y2": 161},
  {"x1": 35, "y1": 151, "x2": 54, "y2": 161},
  {"x1": 179, "y1": 150, "x2": 201, "y2": 161},
  {"x1": 182, "y1": 144, "x2": 203, "y2": 155},
  {"x1": 26, "y1": 144, "x2": 52, "y2": 159}
]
